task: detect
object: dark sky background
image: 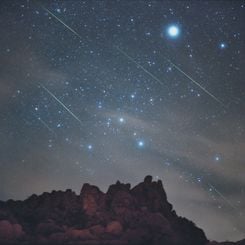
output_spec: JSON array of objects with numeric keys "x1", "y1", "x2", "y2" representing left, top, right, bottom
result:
[{"x1": 0, "y1": 0, "x2": 244, "y2": 241}]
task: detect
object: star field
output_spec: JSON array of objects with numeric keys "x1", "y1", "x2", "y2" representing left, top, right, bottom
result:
[{"x1": 0, "y1": 0, "x2": 244, "y2": 241}]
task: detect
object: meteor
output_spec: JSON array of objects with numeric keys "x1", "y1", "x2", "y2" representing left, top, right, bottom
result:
[
  {"x1": 165, "y1": 58, "x2": 224, "y2": 106},
  {"x1": 115, "y1": 46, "x2": 166, "y2": 86},
  {"x1": 36, "y1": 115, "x2": 56, "y2": 135},
  {"x1": 38, "y1": 3, "x2": 82, "y2": 39},
  {"x1": 39, "y1": 83, "x2": 83, "y2": 125},
  {"x1": 208, "y1": 183, "x2": 237, "y2": 210}
]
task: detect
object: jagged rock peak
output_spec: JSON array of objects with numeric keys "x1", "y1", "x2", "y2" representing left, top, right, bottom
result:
[
  {"x1": 0, "y1": 176, "x2": 243, "y2": 245},
  {"x1": 144, "y1": 175, "x2": 153, "y2": 184}
]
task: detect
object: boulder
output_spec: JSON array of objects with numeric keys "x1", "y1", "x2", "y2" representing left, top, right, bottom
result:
[
  {"x1": 0, "y1": 220, "x2": 13, "y2": 240},
  {"x1": 66, "y1": 228, "x2": 95, "y2": 240},
  {"x1": 106, "y1": 221, "x2": 123, "y2": 236},
  {"x1": 12, "y1": 223, "x2": 24, "y2": 238},
  {"x1": 89, "y1": 224, "x2": 105, "y2": 236},
  {"x1": 80, "y1": 184, "x2": 105, "y2": 215},
  {"x1": 0, "y1": 220, "x2": 24, "y2": 240}
]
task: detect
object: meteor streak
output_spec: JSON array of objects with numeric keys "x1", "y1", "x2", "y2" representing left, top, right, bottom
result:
[
  {"x1": 115, "y1": 46, "x2": 166, "y2": 86},
  {"x1": 39, "y1": 84, "x2": 83, "y2": 125},
  {"x1": 36, "y1": 115, "x2": 56, "y2": 135},
  {"x1": 38, "y1": 3, "x2": 82, "y2": 39},
  {"x1": 208, "y1": 183, "x2": 236, "y2": 210},
  {"x1": 165, "y1": 58, "x2": 224, "y2": 106}
]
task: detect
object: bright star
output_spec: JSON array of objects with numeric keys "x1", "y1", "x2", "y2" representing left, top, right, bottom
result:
[
  {"x1": 214, "y1": 155, "x2": 221, "y2": 161},
  {"x1": 87, "y1": 144, "x2": 93, "y2": 150},
  {"x1": 197, "y1": 177, "x2": 202, "y2": 183},
  {"x1": 167, "y1": 25, "x2": 180, "y2": 38},
  {"x1": 119, "y1": 117, "x2": 125, "y2": 123},
  {"x1": 137, "y1": 140, "x2": 144, "y2": 148},
  {"x1": 220, "y1": 42, "x2": 227, "y2": 49}
]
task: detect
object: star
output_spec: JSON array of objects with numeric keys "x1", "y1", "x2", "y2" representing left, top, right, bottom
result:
[
  {"x1": 197, "y1": 177, "x2": 202, "y2": 183},
  {"x1": 137, "y1": 140, "x2": 145, "y2": 148},
  {"x1": 119, "y1": 117, "x2": 125, "y2": 123},
  {"x1": 97, "y1": 101, "x2": 102, "y2": 109},
  {"x1": 56, "y1": 8, "x2": 61, "y2": 13},
  {"x1": 166, "y1": 25, "x2": 180, "y2": 38},
  {"x1": 219, "y1": 42, "x2": 227, "y2": 49},
  {"x1": 214, "y1": 155, "x2": 221, "y2": 161}
]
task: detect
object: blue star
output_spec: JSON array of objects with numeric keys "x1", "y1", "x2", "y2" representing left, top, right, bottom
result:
[
  {"x1": 87, "y1": 144, "x2": 93, "y2": 150},
  {"x1": 214, "y1": 155, "x2": 221, "y2": 161},
  {"x1": 219, "y1": 42, "x2": 227, "y2": 49},
  {"x1": 137, "y1": 140, "x2": 145, "y2": 148},
  {"x1": 166, "y1": 25, "x2": 180, "y2": 39},
  {"x1": 119, "y1": 117, "x2": 125, "y2": 123}
]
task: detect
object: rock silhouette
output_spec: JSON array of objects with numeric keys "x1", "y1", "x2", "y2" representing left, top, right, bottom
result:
[{"x1": 0, "y1": 176, "x2": 244, "y2": 244}]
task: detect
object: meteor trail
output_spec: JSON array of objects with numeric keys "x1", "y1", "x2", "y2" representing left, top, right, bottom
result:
[
  {"x1": 38, "y1": 3, "x2": 82, "y2": 39},
  {"x1": 36, "y1": 115, "x2": 56, "y2": 135},
  {"x1": 208, "y1": 183, "x2": 237, "y2": 210},
  {"x1": 165, "y1": 58, "x2": 224, "y2": 106},
  {"x1": 39, "y1": 84, "x2": 83, "y2": 125},
  {"x1": 115, "y1": 46, "x2": 166, "y2": 86}
]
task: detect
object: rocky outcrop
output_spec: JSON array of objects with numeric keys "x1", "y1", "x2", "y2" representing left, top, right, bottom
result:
[
  {"x1": 0, "y1": 176, "x2": 243, "y2": 244},
  {"x1": 207, "y1": 241, "x2": 245, "y2": 245},
  {"x1": 0, "y1": 220, "x2": 24, "y2": 240}
]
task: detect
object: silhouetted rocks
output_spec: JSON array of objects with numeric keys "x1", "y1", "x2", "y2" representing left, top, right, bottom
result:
[
  {"x1": 207, "y1": 241, "x2": 245, "y2": 245},
  {"x1": 0, "y1": 176, "x2": 243, "y2": 244}
]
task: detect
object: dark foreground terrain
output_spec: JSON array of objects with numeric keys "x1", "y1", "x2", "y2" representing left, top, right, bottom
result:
[{"x1": 0, "y1": 176, "x2": 244, "y2": 245}]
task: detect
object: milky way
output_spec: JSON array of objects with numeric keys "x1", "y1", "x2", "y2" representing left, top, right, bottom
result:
[{"x1": 0, "y1": 0, "x2": 244, "y2": 241}]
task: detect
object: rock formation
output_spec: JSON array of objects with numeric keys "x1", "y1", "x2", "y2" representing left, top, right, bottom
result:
[{"x1": 0, "y1": 176, "x2": 244, "y2": 244}]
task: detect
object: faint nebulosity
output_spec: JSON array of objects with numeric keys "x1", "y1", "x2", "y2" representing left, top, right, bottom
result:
[{"x1": 0, "y1": 0, "x2": 244, "y2": 242}]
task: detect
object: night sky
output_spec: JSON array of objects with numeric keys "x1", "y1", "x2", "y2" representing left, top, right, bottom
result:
[{"x1": 0, "y1": 0, "x2": 244, "y2": 241}]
